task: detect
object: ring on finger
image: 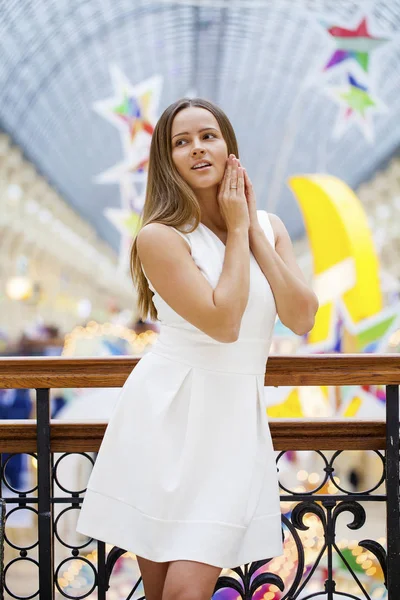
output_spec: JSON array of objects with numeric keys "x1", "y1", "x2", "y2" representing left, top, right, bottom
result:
[{"x1": 230, "y1": 177, "x2": 238, "y2": 190}]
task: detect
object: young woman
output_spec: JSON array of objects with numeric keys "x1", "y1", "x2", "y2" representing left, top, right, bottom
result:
[{"x1": 77, "y1": 98, "x2": 319, "y2": 600}]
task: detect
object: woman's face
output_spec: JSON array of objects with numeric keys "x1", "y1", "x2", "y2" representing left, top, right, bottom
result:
[{"x1": 170, "y1": 106, "x2": 228, "y2": 191}]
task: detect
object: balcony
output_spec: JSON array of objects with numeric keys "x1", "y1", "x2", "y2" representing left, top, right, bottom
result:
[{"x1": 0, "y1": 355, "x2": 399, "y2": 599}]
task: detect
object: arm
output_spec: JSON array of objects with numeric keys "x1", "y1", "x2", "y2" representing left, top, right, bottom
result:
[
  {"x1": 249, "y1": 213, "x2": 319, "y2": 336},
  {"x1": 137, "y1": 223, "x2": 250, "y2": 343},
  {"x1": 213, "y1": 225, "x2": 250, "y2": 339}
]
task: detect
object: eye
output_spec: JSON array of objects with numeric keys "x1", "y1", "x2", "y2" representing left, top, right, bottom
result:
[
  {"x1": 203, "y1": 132, "x2": 216, "y2": 139},
  {"x1": 174, "y1": 138, "x2": 186, "y2": 147}
]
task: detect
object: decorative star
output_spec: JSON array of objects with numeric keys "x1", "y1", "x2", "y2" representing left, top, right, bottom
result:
[
  {"x1": 105, "y1": 207, "x2": 142, "y2": 238},
  {"x1": 341, "y1": 383, "x2": 386, "y2": 418},
  {"x1": 119, "y1": 177, "x2": 145, "y2": 213},
  {"x1": 323, "y1": 17, "x2": 389, "y2": 72},
  {"x1": 103, "y1": 177, "x2": 145, "y2": 269},
  {"x1": 104, "y1": 207, "x2": 143, "y2": 271},
  {"x1": 307, "y1": 300, "x2": 400, "y2": 355},
  {"x1": 94, "y1": 151, "x2": 150, "y2": 185},
  {"x1": 93, "y1": 65, "x2": 162, "y2": 163},
  {"x1": 283, "y1": 302, "x2": 400, "y2": 419},
  {"x1": 267, "y1": 300, "x2": 400, "y2": 420},
  {"x1": 324, "y1": 73, "x2": 387, "y2": 142},
  {"x1": 340, "y1": 74, "x2": 375, "y2": 116},
  {"x1": 113, "y1": 92, "x2": 154, "y2": 143}
]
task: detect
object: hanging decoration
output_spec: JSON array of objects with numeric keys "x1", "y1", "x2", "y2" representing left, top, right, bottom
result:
[
  {"x1": 93, "y1": 65, "x2": 162, "y2": 178},
  {"x1": 104, "y1": 201, "x2": 143, "y2": 272},
  {"x1": 93, "y1": 65, "x2": 163, "y2": 267},
  {"x1": 104, "y1": 176, "x2": 146, "y2": 271},
  {"x1": 104, "y1": 208, "x2": 142, "y2": 240},
  {"x1": 318, "y1": 14, "x2": 391, "y2": 142},
  {"x1": 324, "y1": 73, "x2": 387, "y2": 142},
  {"x1": 94, "y1": 153, "x2": 150, "y2": 185},
  {"x1": 322, "y1": 17, "x2": 389, "y2": 73},
  {"x1": 266, "y1": 13, "x2": 392, "y2": 212}
]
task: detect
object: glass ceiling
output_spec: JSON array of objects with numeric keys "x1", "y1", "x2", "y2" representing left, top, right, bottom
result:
[{"x1": 1, "y1": 0, "x2": 399, "y2": 251}]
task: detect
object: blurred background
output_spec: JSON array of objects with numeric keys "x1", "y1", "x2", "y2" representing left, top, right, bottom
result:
[{"x1": 1, "y1": 0, "x2": 400, "y2": 598}]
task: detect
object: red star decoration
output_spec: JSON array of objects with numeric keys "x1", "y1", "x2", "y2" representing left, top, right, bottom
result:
[{"x1": 327, "y1": 18, "x2": 373, "y2": 39}]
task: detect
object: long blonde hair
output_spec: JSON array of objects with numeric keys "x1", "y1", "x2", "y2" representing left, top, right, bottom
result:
[{"x1": 130, "y1": 97, "x2": 239, "y2": 321}]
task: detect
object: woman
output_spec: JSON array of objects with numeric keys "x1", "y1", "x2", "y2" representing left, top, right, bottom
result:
[{"x1": 77, "y1": 98, "x2": 319, "y2": 600}]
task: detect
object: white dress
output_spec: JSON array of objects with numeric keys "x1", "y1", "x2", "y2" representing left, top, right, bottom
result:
[{"x1": 76, "y1": 209, "x2": 283, "y2": 569}]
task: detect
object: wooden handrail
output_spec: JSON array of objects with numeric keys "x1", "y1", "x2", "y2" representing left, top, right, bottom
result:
[
  {"x1": 0, "y1": 419, "x2": 386, "y2": 452},
  {"x1": 0, "y1": 354, "x2": 399, "y2": 388}
]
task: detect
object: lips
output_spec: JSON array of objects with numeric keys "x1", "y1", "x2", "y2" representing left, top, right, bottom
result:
[{"x1": 191, "y1": 161, "x2": 212, "y2": 170}]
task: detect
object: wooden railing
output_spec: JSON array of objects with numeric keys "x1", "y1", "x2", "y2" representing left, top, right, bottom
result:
[
  {"x1": 0, "y1": 354, "x2": 396, "y2": 453},
  {"x1": 0, "y1": 354, "x2": 399, "y2": 388},
  {"x1": 0, "y1": 354, "x2": 399, "y2": 600},
  {"x1": 0, "y1": 418, "x2": 386, "y2": 452}
]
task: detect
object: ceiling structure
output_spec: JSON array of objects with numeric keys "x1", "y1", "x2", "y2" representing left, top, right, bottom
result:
[{"x1": 1, "y1": 0, "x2": 400, "y2": 252}]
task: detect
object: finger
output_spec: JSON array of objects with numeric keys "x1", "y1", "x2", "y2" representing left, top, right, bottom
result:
[
  {"x1": 221, "y1": 155, "x2": 235, "y2": 197},
  {"x1": 221, "y1": 163, "x2": 232, "y2": 197},
  {"x1": 243, "y1": 169, "x2": 252, "y2": 188},
  {"x1": 230, "y1": 161, "x2": 238, "y2": 192},
  {"x1": 237, "y1": 167, "x2": 245, "y2": 197},
  {"x1": 242, "y1": 169, "x2": 250, "y2": 199},
  {"x1": 243, "y1": 168, "x2": 248, "y2": 189}
]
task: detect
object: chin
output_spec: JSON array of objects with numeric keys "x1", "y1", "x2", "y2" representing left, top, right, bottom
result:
[
  {"x1": 191, "y1": 180, "x2": 219, "y2": 191},
  {"x1": 188, "y1": 173, "x2": 221, "y2": 189}
]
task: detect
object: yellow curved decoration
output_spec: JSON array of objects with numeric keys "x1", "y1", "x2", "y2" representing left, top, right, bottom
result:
[
  {"x1": 267, "y1": 388, "x2": 303, "y2": 418},
  {"x1": 343, "y1": 396, "x2": 362, "y2": 417},
  {"x1": 288, "y1": 175, "x2": 382, "y2": 345}
]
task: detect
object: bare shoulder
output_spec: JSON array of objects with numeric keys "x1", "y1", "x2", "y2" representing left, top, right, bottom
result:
[
  {"x1": 267, "y1": 212, "x2": 288, "y2": 242},
  {"x1": 136, "y1": 222, "x2": 189, "y2": 258},
  {"x1": 267, "y1": 212, "x2": 285, "y2": 230},
  {"x1": 137, "y1": 222, "x2": 172, "y2": 245}
]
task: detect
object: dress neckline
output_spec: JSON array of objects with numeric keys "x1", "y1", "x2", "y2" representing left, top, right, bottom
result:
[{"x1": 199, "y1": 223, "x2": 227, "y2": 249}]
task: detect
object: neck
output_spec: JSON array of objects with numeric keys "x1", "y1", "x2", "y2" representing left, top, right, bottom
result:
[{"x1": 195, "y1": 185, "x2": 227, "y2": 231}]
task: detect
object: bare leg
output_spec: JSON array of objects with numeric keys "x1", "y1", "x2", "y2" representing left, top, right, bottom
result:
[
  {"x1": 162, "y1": 560, "x2": 222, "y2": 600},
  {"x1": 136, "y1": 555, "x2": 170, "y2": 600}
]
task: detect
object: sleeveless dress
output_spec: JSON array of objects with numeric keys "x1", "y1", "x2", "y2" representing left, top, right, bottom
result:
[{"x1": 76, "y1": 209, "x2": 283, "y2": 569}]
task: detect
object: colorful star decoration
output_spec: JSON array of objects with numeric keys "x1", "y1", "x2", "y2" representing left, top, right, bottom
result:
[
  {"x1": 113, "y1": 91, "x2": 154, "y2": 144},
  {"x1": 103, "y1": 176, "x2": 145, "y2": 269},
  {"x1": 323, "y1": 17, "x2": 389, "y2": 72},
  {"x1": 340, "y1": 74, "x2": 375, "y2": 116},
  {"x1": 104, "y1": 207, "x2": 143, "y2": 271},
  {"x1": 307, "y1": 300, "x2": 400, "y2": 355},
  {"x1": 267, "y1": 300, "x2": 400, "y2": 420},
  {"x1": 92, "y1": 66, "x2": 163, "y2": 270},
  {"x1": 94, "y1": 150, "x2": 150, "y2": 185},
  {"x1": 93, "y1": 65, "x2": 162, "y2": 165},
  {"x1": 105, "y1": 207, "x2": 142, "y2": 238},
  {"x1": 324, "y1": 73, "x2": 386, "y2": 142}
]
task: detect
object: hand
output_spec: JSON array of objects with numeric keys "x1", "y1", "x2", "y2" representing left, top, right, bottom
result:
[
  {"x1": 235, "y1": 159, "x2": 262, "y2": 235},
  {"x1": 218, "y1": 154, "x2": 250, "y2": 231}
]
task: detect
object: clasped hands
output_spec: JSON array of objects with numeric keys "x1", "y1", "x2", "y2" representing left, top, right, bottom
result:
[{"x1": 221, "y1": 154, "x2": 263, "y2": 237}]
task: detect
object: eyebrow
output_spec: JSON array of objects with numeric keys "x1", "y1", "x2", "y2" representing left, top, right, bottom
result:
[{"x1": 172, "y1": 127, "x2": 219, "y2": 139}]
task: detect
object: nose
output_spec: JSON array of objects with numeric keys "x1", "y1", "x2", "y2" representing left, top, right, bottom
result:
[{"x1": 191, "y1": 146, "x2": 206, "y2": 158}]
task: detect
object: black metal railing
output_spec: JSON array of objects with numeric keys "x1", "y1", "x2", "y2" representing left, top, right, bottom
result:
[{"x1": 0, "y1": 355, "x2": 398, "y2": 600}]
